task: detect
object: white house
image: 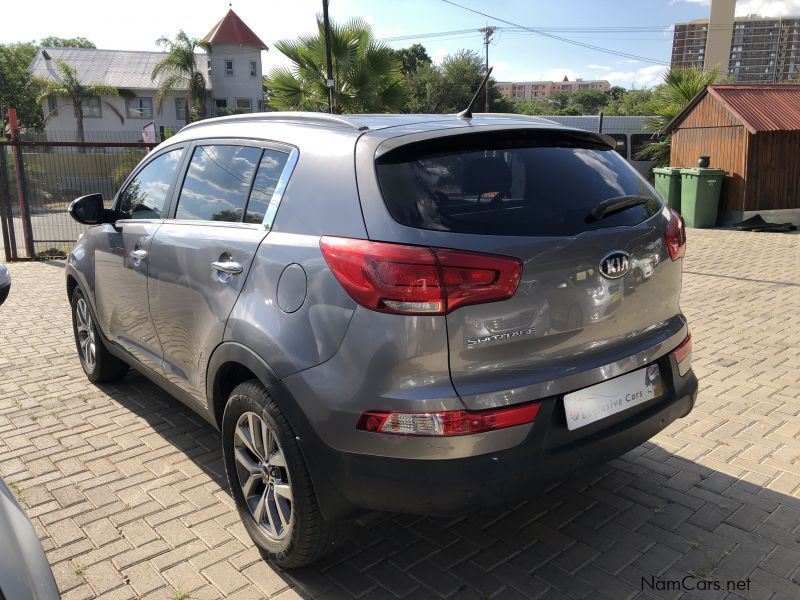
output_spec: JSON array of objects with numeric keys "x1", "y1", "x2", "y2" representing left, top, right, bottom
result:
[{"x1": 28, "y1": 9, "x2": 267, "y2": 141}]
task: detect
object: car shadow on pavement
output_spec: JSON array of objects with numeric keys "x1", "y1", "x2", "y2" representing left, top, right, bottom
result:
[{"x1": 98, "y1": 370, "x2": 800, "y2": 600}]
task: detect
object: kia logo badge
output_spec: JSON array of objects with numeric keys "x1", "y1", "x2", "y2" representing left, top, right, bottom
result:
[{"x1": 600, "y1": 251, "x2": 631, "y2": 279}]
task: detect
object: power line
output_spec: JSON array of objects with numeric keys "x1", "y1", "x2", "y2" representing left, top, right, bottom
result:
[{"x1": 438, "y1": 0, "x2": 671, "y2": 65}]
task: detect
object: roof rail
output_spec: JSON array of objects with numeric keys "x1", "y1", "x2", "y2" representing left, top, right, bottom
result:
[
  {"x1": 473, "y1": 113, "x2": 559, "y2": 125},
  {"x1": 180, "y1": 111, "x2": 369, "y2": 132}
]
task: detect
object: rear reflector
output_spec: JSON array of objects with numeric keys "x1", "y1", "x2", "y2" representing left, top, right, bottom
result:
[
  {"x1": 320, "y1": 236, "x2": 522, "y2": 315},
  {"x1": 356, "y1": 402, "x2": 540, "y2": 436},
  {"x1": 665, "y1": 208, "x2": 686, "y2": 260},
  {"x1": 672, "y1": 333, "x2": 692, "y2": 376}
]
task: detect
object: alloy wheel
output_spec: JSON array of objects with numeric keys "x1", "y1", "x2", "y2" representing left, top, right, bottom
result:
[
  {"x1": 233, "y1": 411, "x2": 293, "y2": 541},
  {"x1": 75, "y1": 298, "x2": 96, "y2": 371}
]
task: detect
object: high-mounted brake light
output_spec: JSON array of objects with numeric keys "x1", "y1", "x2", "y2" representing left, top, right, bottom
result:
[
  {"x1": 356, "y1": 402, "x2": 540, "y2": 436},
  {"x1": 672, "y1": 333, "x2": 692, "y2": 376},
  {"x1": 665, "y1": 208, "x2": 686, "y2": 261},
  {"x1": 319, "y1": 237, "x2": 522, "y2": 315}
]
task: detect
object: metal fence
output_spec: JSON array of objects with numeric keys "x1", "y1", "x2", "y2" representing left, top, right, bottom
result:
[{"x1": 1, "y1": 135, "x2": 157, "y2": 261}]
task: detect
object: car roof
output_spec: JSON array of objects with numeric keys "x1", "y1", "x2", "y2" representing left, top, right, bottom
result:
[{"x1": 165, "y1": 112, "x2": 613, "y2": 152}]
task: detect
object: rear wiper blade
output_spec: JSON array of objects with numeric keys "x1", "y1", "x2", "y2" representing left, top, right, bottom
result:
[{"x1": 586, "y1": 195, "x2": 651, "y2": 223}]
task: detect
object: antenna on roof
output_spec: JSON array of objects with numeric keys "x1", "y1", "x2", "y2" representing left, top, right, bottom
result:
[{"x1": 457, "y1": 66, "x2": 493, "y2": 120}]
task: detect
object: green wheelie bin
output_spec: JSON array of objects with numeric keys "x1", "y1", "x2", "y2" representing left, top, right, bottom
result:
[
  {"x1": 679, "y1": 168, "x2": 725, "y2": 228},
  {"x1": 652, "y1": 167, "x2": 682, "y2": 212}
]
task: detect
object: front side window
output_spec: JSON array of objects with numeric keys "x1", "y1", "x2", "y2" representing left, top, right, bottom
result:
[
  {"x1": 175, "y1": 145, "x2": 261, "y2": 222},
  {"x1": 376, "y1": 131, "x2": 660, "y2": 237},
  {"x1": 225, "y1": 59, "x2": 234, "y2": 76},
  {"x1": 47, "y1": 96, "x2": 58, "y2": 115},
  {"x1": 127, "y1": 97, "x2": 153, "y2": 119},
  {"x1": 81, "y1": 97, "x2": 101, "y2": 118},
  {"x1": 117, "y1": 148, "x2": 183, "y2": 219},
  {"x1": 175, "y1": 97, "x2": 187, "y2": 121},
  {"x1": 235, "y1": 98, "x2": 252, "y2": 113},
  {"x1": 250, "y1": 60, "x2": 257, "y2": 77},
  {"x1": 245, "y1": 149, "x2": 290, "y2": 224}
]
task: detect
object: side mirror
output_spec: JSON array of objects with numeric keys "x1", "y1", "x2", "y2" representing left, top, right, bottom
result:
[{"x1": 68, "y1": 194, "x2": 115, "y2": 225}]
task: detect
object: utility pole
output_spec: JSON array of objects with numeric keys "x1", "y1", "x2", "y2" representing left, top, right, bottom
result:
[
  {"x1": 322, "y1": 0, "x2": 335, "y2": 114},
  {"x1": 479, "y1": 26, "x2": 496, "y2": 112}
]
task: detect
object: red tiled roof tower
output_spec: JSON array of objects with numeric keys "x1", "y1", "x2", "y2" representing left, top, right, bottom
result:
[{"x1": 202, "y1": 9, "x2": 268, "y2": 50}]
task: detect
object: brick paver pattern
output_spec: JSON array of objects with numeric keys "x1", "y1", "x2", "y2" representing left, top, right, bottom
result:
[{"x1": 1, "y1": 229, "x2": 799, "y2": 599}]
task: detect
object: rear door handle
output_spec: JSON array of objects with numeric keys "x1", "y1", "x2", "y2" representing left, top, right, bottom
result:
[
  {"x1": 211, "y1": 260, "x2": 243, "y2": 275},
  {"x1": 130, "y1": 249, "x2": 148, "y2": 266}
]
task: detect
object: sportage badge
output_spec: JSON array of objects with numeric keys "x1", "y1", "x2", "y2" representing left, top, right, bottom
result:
[{"x1": 599, "y1": 251, "x2": 631, "y2": 279}]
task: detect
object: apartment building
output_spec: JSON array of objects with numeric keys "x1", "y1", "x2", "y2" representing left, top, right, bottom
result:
[
  {"x1": 672, "y1": 0, "x2": 800, "y2": 83},
  {"x1": 496, "y1": 77, "x2": 611, "y2": 102}
]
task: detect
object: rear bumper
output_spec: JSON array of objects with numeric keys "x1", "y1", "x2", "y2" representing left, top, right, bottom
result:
[{"x1": 276, "y1": 355, "x2": 698, "y2": 519}]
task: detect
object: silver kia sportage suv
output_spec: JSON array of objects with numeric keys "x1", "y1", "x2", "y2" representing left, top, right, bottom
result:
[{"x1": 66, "y1": 112, "x2": 697, "y2": 567}]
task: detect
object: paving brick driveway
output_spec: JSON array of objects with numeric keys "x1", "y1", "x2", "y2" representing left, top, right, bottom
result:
[{"x1": 1, "y1": 228, "x2": 799, "y2": 600}]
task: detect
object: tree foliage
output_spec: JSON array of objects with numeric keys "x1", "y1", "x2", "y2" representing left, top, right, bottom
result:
[
  {"x1": 604, "y1": 89, "x2": 654, "y2": 116},
  {"x1": 392, "y1": 44, "x2": 431, "y2": 75},
  {"x1": 405, "y1": 49, "x2": 512, "y2": 113},
  {"x1": 637, "y1": 67, "x2": 718, "y2": 167},
  {"x1": 265, "y1": 17, "x2": 405, "y2": 114},
  {"x1": 1, "y1": 36, "x2": 97, "y2": 133},
  {"x1": 152, "y1": 31, "x2": 209, "y2": 124},
  {"x1": 38, "y1": 37, "x2": 95, "y2": 49}
]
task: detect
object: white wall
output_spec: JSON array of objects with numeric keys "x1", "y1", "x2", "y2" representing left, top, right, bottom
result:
[
  {"x1": 207, "y1": 44, "x2": 263, "y2": 114},
  {"x1": 42, "y1": 89, "x2": 191, "y2": 140}
]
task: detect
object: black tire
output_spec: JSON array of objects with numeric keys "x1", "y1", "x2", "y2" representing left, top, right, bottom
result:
[
  {"x1": 222, "y1": 379, "x2": 347, "y2": 568},
  {"x1": 70, "y1": 287, "x2": 128, "y2": 383}
]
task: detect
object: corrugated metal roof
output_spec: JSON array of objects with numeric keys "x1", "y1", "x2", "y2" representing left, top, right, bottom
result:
[
  {"x1": 28, "y1": 47, "x2": 209, "y2": 90},
  {"x1": 202, "y1": 9, "x2": 268, "y2": 49},
  {"x1": 667, "y1": 84, "x2": 800, "y2": 134}
]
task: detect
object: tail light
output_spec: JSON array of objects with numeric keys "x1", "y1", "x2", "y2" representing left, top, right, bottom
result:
[
  {"x1": 319, "y1": 236, "x2": 522, "y2": 315},
  {"x1": 356, "y1": 402, "x2": 540, "y2": 436},
  {"x1": 665, "y1": 208, "x2": 686, "y2": 260},
  {"x1": 672, "y1": 332, "x2": 692, "y2": 376}
]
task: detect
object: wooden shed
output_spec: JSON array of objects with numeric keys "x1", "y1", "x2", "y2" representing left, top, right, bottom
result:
[{"x1": 665, "y1": 84, "x2": 800, "y2": 225}]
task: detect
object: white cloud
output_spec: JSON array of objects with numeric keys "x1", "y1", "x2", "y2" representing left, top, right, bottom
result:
[
  {"x1": 587, "y1": 64, "x2": 612, "y2": 71},
  {"x1": 672, "y1": 0, "x2": 800, "y2": 15},
  {"x1": 431, "y1": 47, "x2": 449, "y2": 65},
  {"x1": 736, "y1": 0, "x2": 800, "y2": 16},
  {"x1": 605, "y1": 65, "x2": 667, "y2": 89},
  {"x1": 541, "y1": 68, "x2": 581, "y2": 81},
  {"x1": 492, "y1": 61, "x2": 513, "y2": 74}
]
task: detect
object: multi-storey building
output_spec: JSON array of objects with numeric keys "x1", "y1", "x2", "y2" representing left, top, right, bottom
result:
[
  {"x1": 496, "y1": 77, "x2": 611, "y2": 102},
  {"x1": 672, "y1": 0, "x2": 800, "y2": 83}
]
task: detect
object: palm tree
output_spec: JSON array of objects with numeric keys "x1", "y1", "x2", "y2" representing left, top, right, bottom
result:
[
  {"x1": 637, "y1": 67, "x2": 719, "y2": 167},
  {"x1": 152, "y1": 31, "x2": 208, "y2": 125},
  {"x1": 35, "y1": 61, "x2": 123, "y2": 143},
  {"x1": 266, "y1": 17, "x2": 404, "y2": 113}
]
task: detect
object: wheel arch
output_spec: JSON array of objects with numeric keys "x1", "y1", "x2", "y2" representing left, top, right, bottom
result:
[
  {"x1": 206, "y1": 342, "x2": 354, "y2": 521},
  {"x1": 207, "y1": 342, "x2": 280, "y2": 430}
]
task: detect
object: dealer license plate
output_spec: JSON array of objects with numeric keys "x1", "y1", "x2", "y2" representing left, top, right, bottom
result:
[{"x1": 563, "y1": 364, "x2": 663, "y2": 431}]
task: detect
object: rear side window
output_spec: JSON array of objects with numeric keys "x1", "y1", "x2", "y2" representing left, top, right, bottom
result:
[
  {"x1": 245, "y1": 149, "x2": 290, "y2": 224},
  {"x1": 176, "y1": 145, "x2": 261, "y2": 222},
  {"x1": 376, "y1": 131, "x2": 660, "y2": 237}
]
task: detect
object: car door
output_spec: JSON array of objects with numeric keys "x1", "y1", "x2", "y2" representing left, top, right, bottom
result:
[
  {"x1": 147, "y1": 141, "x2": 294, "y2": 402},
  {"x1": 93, "y1": 146, "x2": 185, "y2": 371}
]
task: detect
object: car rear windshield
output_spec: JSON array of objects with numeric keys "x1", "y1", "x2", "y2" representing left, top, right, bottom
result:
[{"x1": 375, "y1": 130, "x2": 661, "y2": 237}]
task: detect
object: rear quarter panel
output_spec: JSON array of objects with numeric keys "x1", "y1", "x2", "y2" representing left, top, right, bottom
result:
[{"x1": 225, "y1": 132, "x2": 369, "y2": 378}]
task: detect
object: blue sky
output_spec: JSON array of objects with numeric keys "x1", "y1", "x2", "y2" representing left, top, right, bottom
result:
[{"x1": 4, "y1": 0, "x2": 800, "y2": 88}]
